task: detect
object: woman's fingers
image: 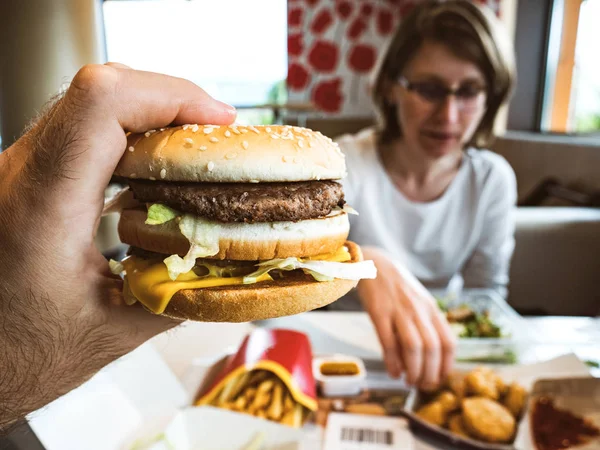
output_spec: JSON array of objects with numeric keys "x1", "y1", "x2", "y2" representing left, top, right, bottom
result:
[
  {"x1": 359, "y1": 271, "x2": 404, "y2": 379},
  {"x1": 393, "y1": 310, "x2": 423, "y2": 386},
  {"x1": 359, "y1": 250, "x2": 456, "y2": 385},
  {"x1": 412, "y1": 308, "x2": 443, "y2": 389},
  {"x1": 431, "y1": 307, "x2": 457, "y2": 380},
  {"x1": 371, "y1": 311, "x2": 403, "y2": 378}
]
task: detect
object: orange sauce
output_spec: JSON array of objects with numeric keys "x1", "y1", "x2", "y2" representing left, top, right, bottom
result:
[{"x1": 320, "y1": 362, "x2": 360, "y2": 376}]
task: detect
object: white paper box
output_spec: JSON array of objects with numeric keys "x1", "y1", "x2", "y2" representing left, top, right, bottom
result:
[{"x1": 147, "y1": 406, "x2": 303, "y2": 450}]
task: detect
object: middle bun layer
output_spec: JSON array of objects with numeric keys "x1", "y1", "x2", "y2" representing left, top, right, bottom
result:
[{"x1": 118, "y1": 209, "x2": 350, "y2": 260}]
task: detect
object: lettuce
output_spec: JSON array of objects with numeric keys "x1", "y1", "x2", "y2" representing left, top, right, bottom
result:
[
  {"x1": 304, "y1": 270, "x2": 335, "y2": 282},
  {"x1": 163, "y1": 244, "x2": 208, "y2": 280},
  {"x1": 342, "y1": 204, "x2": 359, "y2": 215},
  {"x1": 178, "y1": 215, "x2": 220, "y2": 256},
  {"x1": 145, "y1": 203, "x2": 179, "y2": 225},
  {"x1": 108, "y1": 259, "x2": 124, "y2": 275},
  {"x1": 163, "y1": 215, "x2": 221, "y2": 280},
  {"x1": 328, "y1": 204, "x2": 360, "y2": 217},
  {"x1": 243, "y1": 257, "x2": 377, "y2": 284}
]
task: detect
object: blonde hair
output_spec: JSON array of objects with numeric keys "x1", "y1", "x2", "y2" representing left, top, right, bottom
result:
[{"x1": 372, "y1": 0, "x2": 516, "y2": 148}]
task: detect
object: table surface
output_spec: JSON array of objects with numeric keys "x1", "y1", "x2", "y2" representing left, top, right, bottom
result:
[
  {"x1": 149, "y1": 313, "x2": 600, "y2": 450},
  {"x1": 28, "y1": 312, "x2": 600, "y2": 450},
  {"x1": 151, "y1": 313, "x2": 600, "y2": 379}
]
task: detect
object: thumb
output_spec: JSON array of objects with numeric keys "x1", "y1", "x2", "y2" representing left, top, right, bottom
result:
[{"x1": 19, "y1": 64, "x2": 236, "y2": 211}]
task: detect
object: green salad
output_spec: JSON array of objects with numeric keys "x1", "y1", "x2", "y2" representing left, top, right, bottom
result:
[{"x1": 437, "y1": 301, "x2": 503, "y2": 339}]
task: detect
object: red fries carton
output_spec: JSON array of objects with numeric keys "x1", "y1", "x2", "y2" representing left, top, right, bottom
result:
[{"x1": 196, "y1": 328, "x2": 317, "y2": 422}]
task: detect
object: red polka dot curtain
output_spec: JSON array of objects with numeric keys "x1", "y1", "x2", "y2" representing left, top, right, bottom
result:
[{"x1": 287, "y1": 0, "x2": 501, "y2": 116}]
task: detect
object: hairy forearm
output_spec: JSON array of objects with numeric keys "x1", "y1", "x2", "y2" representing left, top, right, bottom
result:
[
  {"x1": 0, "y1": 353, "x2": 23, "y2": 432},
  {"x1": 0, "y1": 284, "x2": 64, "y2": 431},
  {"x1": 0, "y1": 321, "x2": 54, "y2": 432},
  {"x1": 0, "y1": 287, "x2": 124, "y2": 434}
]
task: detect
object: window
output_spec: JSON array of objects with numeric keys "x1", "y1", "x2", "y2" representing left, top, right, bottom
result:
[
  {"x1": 570, "y1": 0, "x2": 600, "y2": 132},
  {"x1": 102, "y1": 0, "x2": 288, "y2": 124},
  {"x1": 541, "y1": 0, "x2": 600, "y2": 133}
]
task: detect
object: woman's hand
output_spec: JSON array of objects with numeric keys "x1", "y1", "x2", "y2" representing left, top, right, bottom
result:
[{"x1": 357, "y1": 247, "x2": 456, "y2": 389}]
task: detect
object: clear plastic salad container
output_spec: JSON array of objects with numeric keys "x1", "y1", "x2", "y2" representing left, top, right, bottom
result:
[{"x1": 435, "y1": 289, "x2": 530, "y2": 364}]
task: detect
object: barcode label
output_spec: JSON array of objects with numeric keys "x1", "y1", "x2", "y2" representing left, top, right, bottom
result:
[
  {"x1": 323, "y1": 412, "x2": 414, "y2": 450},
  {"x1": 340, "y1": 427, "x2": 393, "y2": 445}
]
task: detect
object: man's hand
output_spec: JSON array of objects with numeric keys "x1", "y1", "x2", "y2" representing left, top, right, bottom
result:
[
  {"x1": 357, "y1": 247, "x2": 456, "y2": 389},
  {"x1": 0, "y1": 63, "x2": 236, "y2": 431}
]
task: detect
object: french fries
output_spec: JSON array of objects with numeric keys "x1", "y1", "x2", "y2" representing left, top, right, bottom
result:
[
  {"x1": 280, "y1": 403, "x2": 304, "y2": 427},
  {"x1": 202, "y1": 369, "x2": 311, "y2": 428},
  {"x1": 267, "y1": 383, "x2": 283, "y2": 420}
]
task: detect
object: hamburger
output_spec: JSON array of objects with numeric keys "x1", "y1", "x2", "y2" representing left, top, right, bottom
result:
[{"x1": 106, "y1": 124, "x2": 376, "y2": 322}]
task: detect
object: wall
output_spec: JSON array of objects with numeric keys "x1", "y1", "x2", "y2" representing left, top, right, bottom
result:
[
  {"x1": 285, "y1": 0, "x2": 556, "y2": 131},
  {"x1": 286, "y1": 0, "x2": 502, "y2": 118},
  {"x1": 492, "y1": 131, "x2": 600, "y2": 201},
  {"x1": 0, "y1": 0, "x2": 106, "y2": 149}
]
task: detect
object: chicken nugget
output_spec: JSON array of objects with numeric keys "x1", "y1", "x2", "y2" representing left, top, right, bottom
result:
[
  {"x1": 436, "y1": 391, "x2": 459, "y2": 412},
  {"x1": 416, "y1": 401, "x2": 447, "y2": 427},
  {"x1": 465, "y1": 368, "x2": 499, "y2": 400},
  {"x1": 447, "y1": 372, "x2": 467, "y2": 399},
  {"x1": 502, "y1": 382, "x2": 527, "y2": 419},
  {"x1": 476, "y1": 367, "x2": 506, "y2": 394},
  {"x1": 462, "y1": 397, "x2": 516, "y2": 443},
  {"x1": 448, "y1": 413, "x2": 470, "y2": 438},
  {"x1": 495, "y1": 374, "x2": 508, "y2": 397}
]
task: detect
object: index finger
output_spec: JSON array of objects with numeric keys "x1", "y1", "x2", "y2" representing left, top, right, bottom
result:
[
  {"x1": 431, "y1": 308, "x2": 457, "y2": 380},
  {"x1": 394, "y1": 316, "x2": 423, "y2": 386},
  {"x1": 371, "y1": 314, "x2": 403, "y2": 378}
]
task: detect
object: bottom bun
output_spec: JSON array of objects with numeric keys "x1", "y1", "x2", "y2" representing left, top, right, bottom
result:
[{"x1": 127, "y1": 241, "x2": 363, "y2": 322}]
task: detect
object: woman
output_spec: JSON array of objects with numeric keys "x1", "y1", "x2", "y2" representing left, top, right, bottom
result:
[{"x1": 335, "y1": 1, "x2": 517, "y2": 389}]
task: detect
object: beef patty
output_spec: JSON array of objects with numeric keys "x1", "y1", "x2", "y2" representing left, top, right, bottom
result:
[{"x1": 127, "y1": 180, "x2": 345, "y2": 223}]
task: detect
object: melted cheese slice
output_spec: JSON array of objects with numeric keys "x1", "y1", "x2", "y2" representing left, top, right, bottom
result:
[
  {"x1": 304, "y1": 246, "x2": 351, "y2": 262},
  {"x1": 122, "y1": 257, "x2": 273, "y2": 314},
  {"x1": 121, "y1": 247, "x2": 352, "y2": 315}
]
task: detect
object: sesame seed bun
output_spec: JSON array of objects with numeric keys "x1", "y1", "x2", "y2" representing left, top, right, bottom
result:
[
  {"x1": 114, "y1": 124, "x2": 346, "y2": 182},
  {"x1": 112, "y1": 124, "x2": 370, "y2": 323},
  {"x1": 118, "y1": 208, "x2": 350, "y2": 260},
  {"x1": 125, "y1": 241, "x2": 363, "y2": 322}
]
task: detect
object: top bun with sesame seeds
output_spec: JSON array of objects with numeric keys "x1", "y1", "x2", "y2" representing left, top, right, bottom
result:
[
  {"x1": 114, "y1": 124, "x2": 347, "y2": 182},
  {"x1": 108, "y1": 124, "x2": 377, "y2": 323}
]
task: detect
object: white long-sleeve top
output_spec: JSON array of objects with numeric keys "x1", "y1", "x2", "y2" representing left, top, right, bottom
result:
[{"x1": 335, "y1": 127, "x2": 517, "y2": 307}]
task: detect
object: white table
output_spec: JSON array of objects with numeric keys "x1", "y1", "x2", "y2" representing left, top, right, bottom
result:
[
  {"x1": 148, "y1": 313, "x2": 600, "y2": 450},
  {"x1": 151, "y1": 313, "x2": 600, "y2": 377},
  {"x1": 28, "y1": 312, "x2": 600, "y2": 450}
]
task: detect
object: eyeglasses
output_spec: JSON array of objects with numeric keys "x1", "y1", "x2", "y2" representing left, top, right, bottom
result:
[{"x1": 397, "y1": 76, "x2": 486, "y2": 110}]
